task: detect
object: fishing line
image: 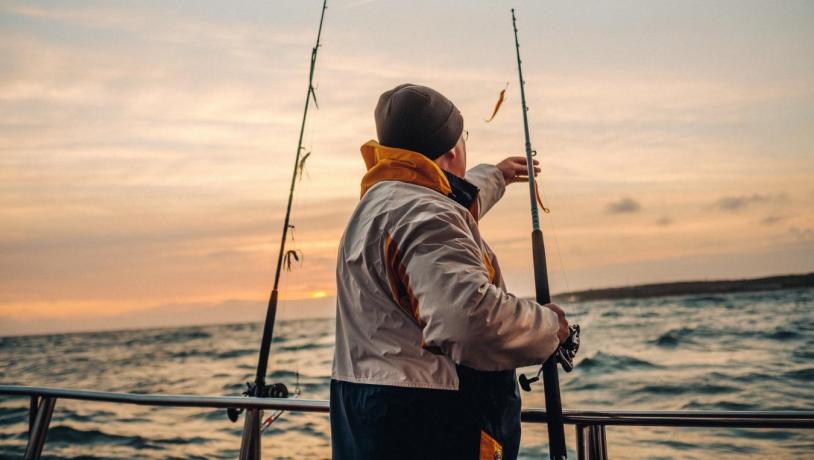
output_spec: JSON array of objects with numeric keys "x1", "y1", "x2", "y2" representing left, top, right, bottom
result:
[{"x1": 538, "y1": 184, "x2": 571, "y2": 294}]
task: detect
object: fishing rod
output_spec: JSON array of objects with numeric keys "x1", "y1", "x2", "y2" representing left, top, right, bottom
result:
[
  {"x1": 230, "y1": 1, "x2": 328, "y2": 458},
  {"x1": 511, "y1": 8, "x2": 581, "y2": 460}
]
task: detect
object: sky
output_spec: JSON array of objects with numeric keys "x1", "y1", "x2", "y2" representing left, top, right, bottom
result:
[{"x1": 1, "y1": 0, "x2": 813, "y2": 335}]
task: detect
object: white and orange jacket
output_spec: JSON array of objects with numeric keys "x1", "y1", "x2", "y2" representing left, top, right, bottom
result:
[{"x1": 332, "y1": 141, "x2": 561, "y2": 391}]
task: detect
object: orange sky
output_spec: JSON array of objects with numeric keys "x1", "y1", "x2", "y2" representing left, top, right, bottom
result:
[{"x1": 1, "y1": 0, "x2": 813, "y2": 335}]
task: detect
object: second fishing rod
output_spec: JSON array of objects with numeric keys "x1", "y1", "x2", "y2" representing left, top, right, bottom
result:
[
  {"x1": 511, "y1": 8, "x2": 581, "y2": 460},
  {"x1": 232, "y1": 1, "x2": 328, "y2": 459}
]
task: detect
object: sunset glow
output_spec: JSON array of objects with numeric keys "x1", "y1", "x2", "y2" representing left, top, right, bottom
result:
[
  {"x1": 311, "y1": 291, "x2": 329, "y2": 299},
  {"x1": 1, "y1": 0, "x2": 812, "y2": 335}
]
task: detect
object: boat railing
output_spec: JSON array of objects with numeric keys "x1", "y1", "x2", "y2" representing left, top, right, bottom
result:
[{"x1": 2, "y1": 384, "x2": 813, "y2": 460}]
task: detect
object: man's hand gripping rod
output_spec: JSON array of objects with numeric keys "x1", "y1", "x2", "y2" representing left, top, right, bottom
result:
[{"x1": 519, "y1": 325, "x2": 580, "y2": 391}]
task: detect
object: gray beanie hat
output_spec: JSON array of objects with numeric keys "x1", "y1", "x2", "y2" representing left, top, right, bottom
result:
[{"x1": 374, "y1": 83, "x2": 464, "y2": 160}]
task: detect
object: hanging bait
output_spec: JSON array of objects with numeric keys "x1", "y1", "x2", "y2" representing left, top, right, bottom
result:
[{"x1": 485, "y1": 82, "x2": 509, "y2": 122}]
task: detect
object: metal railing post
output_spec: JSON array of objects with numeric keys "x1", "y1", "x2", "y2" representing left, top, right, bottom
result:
[
  {"x1": 597, "y1": 425, "x2": 608, "y2": 459},
  {"x1": 576, "y1": 424, "x2": 586, "y2": 460},
  {"x1": 28, "y1": 396, "x2": 37, "y2": 437},
  {"x1": 575, "y1": 424, "x2": 608, "y2": 460},
  {"x1": 24, "y1": 396, "x2": 56, "y2": 460}
]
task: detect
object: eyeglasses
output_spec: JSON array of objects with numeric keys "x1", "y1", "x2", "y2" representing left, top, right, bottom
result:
[{"x1": 462, "y1": 130, "x2": 469, "y2": 143}]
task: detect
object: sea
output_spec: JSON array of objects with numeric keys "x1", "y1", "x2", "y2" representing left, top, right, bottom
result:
[{"x1": 1, "y1": 288, "x2": 813, "y2": 459}]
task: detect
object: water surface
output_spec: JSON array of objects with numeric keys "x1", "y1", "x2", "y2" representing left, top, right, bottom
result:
[{"x1": 1, "y1": 288, "x2": 812, "y2": 459}]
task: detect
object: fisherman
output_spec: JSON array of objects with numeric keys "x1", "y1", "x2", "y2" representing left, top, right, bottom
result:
[{"x1": 330, "y1": 84, "x2": 570, "y2": 460}]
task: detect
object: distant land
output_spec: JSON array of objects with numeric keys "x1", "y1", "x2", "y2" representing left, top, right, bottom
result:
[{"x1": 552, "y1": 272, "x2": 814, "y2": 302}]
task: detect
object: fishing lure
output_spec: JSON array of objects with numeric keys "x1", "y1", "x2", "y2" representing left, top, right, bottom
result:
[{"x1": 485, "y1": 82, "x2": 510, "y2": 123}]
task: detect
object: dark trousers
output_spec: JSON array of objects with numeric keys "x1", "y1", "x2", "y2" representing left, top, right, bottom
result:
[{"x1": 330, "y1": 366, "x2": 520, "y2": 460}]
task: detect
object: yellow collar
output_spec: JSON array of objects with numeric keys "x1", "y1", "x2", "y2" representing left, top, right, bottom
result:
[{"x1": 360, "y1": 140, "x2": 452, "y2": 198}]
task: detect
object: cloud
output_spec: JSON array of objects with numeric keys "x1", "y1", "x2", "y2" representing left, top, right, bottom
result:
[
  {"x1": 716, "y1": 193, "x2": 786, "y2": 211},
  {"x1": 789, "y1": 227, "x2": 814, "y2": 241},
  {"x1": 761, "y1": 215, "x2": 786, "y2": 225},
  {"x1": 656, "y1": 216, "x2": 673, "y2": 226},
  {"x1": 606, "y1": 197, "x2": 642, "y2": 214},
  {"x1": 336, "y1": 0, "x2": 381, "y2": 10},
  {"x1": 2, "y1": 0, "x2": 814, "y2": 336}
]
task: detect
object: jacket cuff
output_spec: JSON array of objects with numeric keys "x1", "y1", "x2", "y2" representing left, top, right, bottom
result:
[
  {"x1": 464, "y1": 164, "x2": 506, "y2": 219},
  {"x1": 540, "y1": 306, "x2": 561, "y2": 362}
]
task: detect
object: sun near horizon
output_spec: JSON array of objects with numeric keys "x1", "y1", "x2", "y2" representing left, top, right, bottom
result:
[{"x1": 310, "y1": 290, "x2": 330, "y2": 299}]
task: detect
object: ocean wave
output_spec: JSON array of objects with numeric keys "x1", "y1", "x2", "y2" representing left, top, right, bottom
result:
[
  {"x1": 792, "y1": 346, "x2": 814, "y2": 360},
  {"x1": 650, "y1": 327, "x2": 697, "y2": 347},
  {"x1": 161, "y1": 329, "x2": 213, "y2": 342},
  {"x1": 122, "y1": 329, "x2": 213, "y2": 348},
  {"x1": 730, "y1": 429, "x2": 798, "y2": 441},
  {"x1": 268, "y1": 369, "x2": 301, "y2": 380},
  {"x1": 46, "y1": 425, "x2": 208, "y2": 448},
  {"x1": 199, "y1": 408, "x2": 234, "y2": 421},
  {"x1": 648, "y1": 325, "x2": 741, "y2": 347},
  {"x1": 635, "y1": 382, "x2": 739, "y2": 396},
  {"x1": 705, "y1": 441, "x2": 759, "y2": 455},
  {"x1": 681, "y1": 295, "x2": 729, "y2": 304},
  {"x1": 681, "y1": 400, "x2": 757, "y2": 411},
  {"x1": 0, "y1": 406, "x2": 27, "y2": 425},
  {"x1": 221, "y1": 381, "x2": 248, "y2": 392},
  {"x1": 710, "y1": 370, "x2": 774, "y2": 385},
  {"x1": 275, "y1": 342, "x2": 332, "y2": 352},
  {"x1": 55, "y1": 408, "x2": 116, "y2": 424},
  {"x1": 642, "y1": 438, "x2": 699, "y2": 451},
  {"x1": 784, "y1": 367, "x2": 814, "y2": 381},
  {"x1": 1, "y1": 287, "x2": 811, "y2": 459},
  {"x1": 299, "y1": 421, "x2": 331, "y2": 440},
  {"x1": 216, "y1": 349, "x2": 258, "y2": 359},
  {"x1": 47, "y1": 425, "x2": 158, "y2": 448},
  {"x1": 577, "y1": 352, "x2": 660, "y2": 373},
  {"x1": 0, "y1": 429, "x2": 26, "y2": 442},
  {"x1": 563, "y1": 378, "x2": 603, "y2": 391},
  {"x1": 9, "y1": 454, "x2": 111, "y2": 460},
  {"x1": 764, "y1": 328, "x2": 802, "y2": 340}
]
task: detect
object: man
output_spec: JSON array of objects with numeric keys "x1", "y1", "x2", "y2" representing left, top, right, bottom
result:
[{"x1": 331, "y1": 83, "x2": 569, "y2": 460}]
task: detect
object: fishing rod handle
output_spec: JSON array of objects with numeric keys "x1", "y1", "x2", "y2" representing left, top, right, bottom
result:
[
  {"x1": 542, "y1": 357, "x2": 568, "y2": 459},
  {"x1": 531, "y1": 230, "x2": 552, "y2": 304}
]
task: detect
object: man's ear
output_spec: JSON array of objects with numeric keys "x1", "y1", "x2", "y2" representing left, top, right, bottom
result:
[{"x1": 434, "y1": 149, "x2": 455, "y2": 169}]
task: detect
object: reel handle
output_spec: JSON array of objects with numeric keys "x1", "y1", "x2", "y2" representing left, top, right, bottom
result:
[
  {"x1": 227, "y1": 407, "x2": 243, "y2": 422},
  {"x1": 518, "y1": 373, "x2": 540, "y2": 392}
]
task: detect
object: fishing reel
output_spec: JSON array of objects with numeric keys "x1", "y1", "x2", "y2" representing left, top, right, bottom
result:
[
  {"x1": 519, "y1": 324, "x2": 580, "y2": 392},
  {"x1": 227, "y1": 381, "x2": 290, "y2": 423}
]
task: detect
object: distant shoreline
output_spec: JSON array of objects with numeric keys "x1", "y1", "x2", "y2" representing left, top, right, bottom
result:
[{"x1": 552, "y1": 272, "x2": 814, "y2": 303}]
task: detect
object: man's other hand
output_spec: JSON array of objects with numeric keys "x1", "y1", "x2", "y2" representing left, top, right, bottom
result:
[
  {"x1": 496, "y1": 156, "x2": 540, "y2": 184},
  {"x1": 544, "y1": 303, "x2": 570, "y2": 343}
]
